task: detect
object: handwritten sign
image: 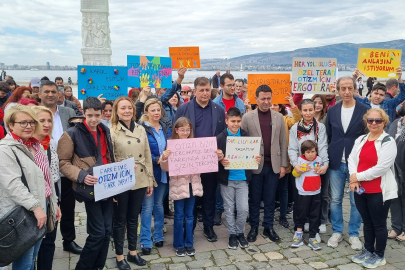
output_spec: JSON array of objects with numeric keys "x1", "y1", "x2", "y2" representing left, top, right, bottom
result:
[
  {"x1": 127, "y1": 55, "x2": 172, "y2": 88},
  {"x1": 248, "y1": 74, "x2": 290, "y2": 104},
  {"x1": 291, "y1": 57, "x2": 337, "y2": 95},
  {"x1": 167, "y1": 137, "x2": 218, "y2": 176},
  {"x1": 357, "y1": 48, "x2": 402, "y2": 78},
  {"x1": 169, "y1": 47, "x2": 200, "y2": 69},
  {"x1": 93, "y1": 158, "x2": 135, "y2": 201},
  {"x1": 225, "y1": 137, "x2": 261, "y2": 170},
  {"x1": 77, "y1": 65, "x2": 128, "y2": 100}
]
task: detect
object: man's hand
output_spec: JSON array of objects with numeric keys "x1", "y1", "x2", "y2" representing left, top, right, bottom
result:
[
  {"x1": 255, "y1": 155, "x2": 261, "y2": 164},
  {"x1": 216, "y1": 149, "x2": 224, "y2": 160},
  {"x1": 176, "y1": 67, "x2": 187, "y2": 84},
  {"x1": 56, "y1": 205, "x2": 62, "y2": 221},
  {"x1": 84, "y1": 175, "x2": 98, "y2": 186},
  {"x1": 279, "y1": 167, "x2": 286, "y2": 179},
  {"x1": 397, "y1": 66, "x2": 403, "y2": 83},
  {"x1": 220, "y1": 158, "x2": 230, "y2": 167},
  {"x1": 352, "y1": 68, "x2": 360, "y2": 80}
]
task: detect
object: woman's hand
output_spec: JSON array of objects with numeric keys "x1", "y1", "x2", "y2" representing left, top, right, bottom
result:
[
  {"x1": 162, "y1": 150, "x2": 172, "y2": 161},
  {"x1": 220, "y1": 158, "x2": 230, "y2": 167},
  {"x1": 33, "y1": 206, "x2": 47, "y2": 229},
  {"x1": 146, "y1": 186, "x2": 153, "y2": 197},
  {"x1": 350, "y1": 181, "x2": 361, "y2": 192},
  {"x1": 56, "y1": 205, "x2": 62, "y2": 221},
  {"x1": 313, "y1": 165, "x2": 328, "y2": 175},
  {"x1": 285, "y1": 93, "x2": 296, "y2": 108},
  {"x1": 216, "y1": 150, "x2": 224, "y2": 161},
  {"x1": 255, "y1": 155, "x2": 261, "y2": 164},
  {"x1": 294, "y1": 164, "x2": 305, "y2": 174},
  {"x1": 84, "y1": 175, "x2": 98, "y2": 186},
  {"x1": 350, "y1": 173, "x2": 359, "y2": 184}
]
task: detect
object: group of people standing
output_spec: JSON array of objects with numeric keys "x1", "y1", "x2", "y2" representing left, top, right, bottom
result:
[{"x1": 1, "y1": 67, "x2": 405, "y2": 270}]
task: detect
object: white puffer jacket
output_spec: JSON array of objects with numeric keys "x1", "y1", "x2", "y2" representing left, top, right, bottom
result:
[{"x1": 348, "y1": 131, "x2": 398, "y2": 202}]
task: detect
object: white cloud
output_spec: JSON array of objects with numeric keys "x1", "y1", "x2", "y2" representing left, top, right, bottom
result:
[{"x1": 0, "y1": 0, "x2": 404, "y2": 66}]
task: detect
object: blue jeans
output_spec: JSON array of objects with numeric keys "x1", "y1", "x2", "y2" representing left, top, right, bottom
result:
[
  {"x1": 173, "y1": 184, "x2": 195, "y2": 249},
  {"x1": 140, "y1": 183, "x2": 167, "y2": 248},
  {"x1": 249, "y1": 167, "x2": 279, "y2": 228},
  {"x1": 216, "y1": 184, "x2": 224, "y2": 211},
  {"x1": 329, "y1": 162, "x2": 362, "y2": 236},
  {"x1": 12, "y1": 239, "x2": 42, "y2": 270}
]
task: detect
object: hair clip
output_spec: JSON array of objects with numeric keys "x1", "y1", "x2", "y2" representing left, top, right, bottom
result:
[
  {"x1": 81, "y1": 68, "x2": 86, "y2": 74},
  {"x1": 81, "y1": 89, "x2": 86, "y2": 95},
  {"x1": 114, "y1": 69, "x2": 119, "y2": 75},
  {"x1": 114, "y1": 85, "x2": 120, "y2": 91},
  {"x1": 88, "y1": 78, "x2": 93, "y2": 84}
]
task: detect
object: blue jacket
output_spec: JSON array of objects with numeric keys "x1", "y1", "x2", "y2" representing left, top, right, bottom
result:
[
  {"x1": 161, "y1": 81, "x2": 181, "y2": 123},
  {"x1": 142, "y1": 119, "x2": 172, "y2": 183},
  {"x1": 213, "y1": 92, "x2": 246, "y2": 114},
  {"x1": 356, "y1": 82, "x2": 405, "y2": 123},
  {"x1": 173, "y1": 98, "x2": 226, "y2": 137},
  {"x1": 326, "y1": 100, "x2": 369, "y2": 170}
]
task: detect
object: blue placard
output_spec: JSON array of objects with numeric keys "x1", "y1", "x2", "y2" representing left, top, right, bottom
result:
[
  {"x1": 127, "y1": 55, "x2": 172, "y2": 88},
  {"x1": 77, "y1": 65, "x2": 128, "y2": 100}
]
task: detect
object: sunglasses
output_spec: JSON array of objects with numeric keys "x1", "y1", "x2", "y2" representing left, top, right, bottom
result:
[
  {"x1": 180, "y1": 91, "x2": 190, "y2": 94},
  {"x1": 366, "y1": 118, "x2": 383, "y2": 124}
]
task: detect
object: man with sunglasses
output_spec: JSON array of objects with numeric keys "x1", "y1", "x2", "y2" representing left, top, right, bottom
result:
[
  {"x1": 354, "y1": 67, "x2": 404, "y2": 126},
  {"x1": 326, "y1": 76, "x2": 369, "y2": 250}
]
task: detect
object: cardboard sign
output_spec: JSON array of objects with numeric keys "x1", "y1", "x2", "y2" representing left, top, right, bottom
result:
[
  {"x1": 93, "y1": 158, "x2": 136, "y2": 202},
  {"x1": 77, "y1": 65, "x2": 128, "y2": 100},
  {"x1": 357, "y1": 48, "x2": 402, "y2": 78},
  {"x1": 248, "y1": 74, "x2": 290, "y2": 104},
  {"x1": 167, "y1": 137, "x2": 218, "y2": 176},
  {"x1": 291, "y1": 57, "x2": 337, "y2": 94},
  {"x1": 127, "y1": 55, "x2": 172, "y2": 88},
  {"x1": 169, "y1": 47, "x2": 200, "y2": 69},
  {"x1": 225, "y1": 137, "x2": 261, "y2": 170}
]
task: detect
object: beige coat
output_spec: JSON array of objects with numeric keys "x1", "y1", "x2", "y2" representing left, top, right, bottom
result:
[
  {"x1": 110, "y1": 121, "x2": 155, "y2": 189},
  {"x1": 241, "y1": 108, "x2": 288, "y2": 174},
  {"x1": 160, "y1": 159, "x2": 203, "y2": 200}
]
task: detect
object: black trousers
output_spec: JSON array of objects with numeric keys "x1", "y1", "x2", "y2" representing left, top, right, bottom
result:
[
  {"x1": 60, "y1": 177, "x2": 76, "y2": 244},
  {"x1": 354, "y1": 192, "x2": 391, "y2": 257},
  {"x1": 113, "y1": 188, "x2": 146, "y2": 255},
  {"x1": 295, "y1": 193, "x2": 321, "y2": 238},
  {"x1": 75, "y1": 198, "x2": 113, "y2": 270},
  {"x1": 193, "y1": 172, "x2": 217, "y2": 228},
  {"x1": 37, "y1": 222, "x2": 58, "y2": 270}
]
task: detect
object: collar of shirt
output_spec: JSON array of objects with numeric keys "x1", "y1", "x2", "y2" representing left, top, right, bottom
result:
[
  {"x1": 194, "y1": 99, "x2": 211, "y2": 109},
  {"x1": 227, "y1": 128, "x2": 241, "y2": 137}
]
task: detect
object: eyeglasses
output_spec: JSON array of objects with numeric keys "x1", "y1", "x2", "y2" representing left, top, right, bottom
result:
[
  {"x1": 176, "y1": 128, "x2": 191, "y2": 133},
  {"x1": 180, "y1": 91, "x2": 188, "y2": 94},
  {"x1": 366, "y1": 118, "x2": 384, "y2": 124},
  {"x1": 14, "y1": 121, "x2": 37, "y2": 128}
]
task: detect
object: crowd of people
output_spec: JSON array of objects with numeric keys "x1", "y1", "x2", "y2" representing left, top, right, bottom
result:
[{"x1": 0, "y1": 67, "x2": 405, "y2": 270}]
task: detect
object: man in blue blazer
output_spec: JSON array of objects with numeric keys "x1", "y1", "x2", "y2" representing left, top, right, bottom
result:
[
  {"x1": 326, "y1": 76, "x2": 369, "y2": 250},
  {"x1": 173, "y1": 77, "x2": 226, "y2": 242}
]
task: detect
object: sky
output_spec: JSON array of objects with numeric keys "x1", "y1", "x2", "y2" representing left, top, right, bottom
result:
[{"x1": 1, "y1": 0, "x2": 405, "y2": 66}]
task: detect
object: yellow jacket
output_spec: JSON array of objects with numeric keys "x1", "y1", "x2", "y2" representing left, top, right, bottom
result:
[{"x1": 283, "y1": 107, "x2": 301, "y2": 172}]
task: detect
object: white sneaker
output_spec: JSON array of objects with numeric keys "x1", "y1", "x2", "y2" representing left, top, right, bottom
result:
[
  {"x1": 304, "y1": 223, "x2": 309, "y2": 232},
  {"x1": 327, "y1": 233, "x2": 343, "y2": 248},
  {"x1": 319, "y1": 224, "x2": 326, "y2": 234},
  {"x1": 315, "y1": 233, "x2": 321, "y2": 243},
  {"x1": 349, "y1": 236, "x2": 363, "y2": 251}
]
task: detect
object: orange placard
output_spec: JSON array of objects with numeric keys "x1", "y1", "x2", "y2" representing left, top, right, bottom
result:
[
  {"x1": 248, "y1": 74, "x2": 291, "y2": 104},
  {"x1": 169, "y1": 47, "x2": 200, "y2": 69}
]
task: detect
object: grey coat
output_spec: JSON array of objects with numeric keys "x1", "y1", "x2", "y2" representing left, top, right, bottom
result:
[{"x1": 0, "y1": 135, "x2": 58, "y2": 223}]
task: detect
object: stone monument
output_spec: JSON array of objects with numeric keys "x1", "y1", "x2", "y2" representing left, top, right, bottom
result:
[{"x1": 80, "y1": 0, "x2": 112, "y2": 66}]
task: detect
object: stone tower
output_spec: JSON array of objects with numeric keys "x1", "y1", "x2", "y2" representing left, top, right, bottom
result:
[{"x1": 80, "y1": 0, "x2": 112, "y2": 66}]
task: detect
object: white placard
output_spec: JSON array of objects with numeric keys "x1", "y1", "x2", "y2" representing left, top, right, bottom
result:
[
  {"x1": 93, "y1": 158, "x2": 136, "y2": 201},
  {"x1": 225, "y1": 137, "x2": 261, "y2": 170}
]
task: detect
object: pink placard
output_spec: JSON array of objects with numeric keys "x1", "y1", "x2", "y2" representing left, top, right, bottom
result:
[{"x1": 167, "y1": 137, "x2": 218, "y2": 176}]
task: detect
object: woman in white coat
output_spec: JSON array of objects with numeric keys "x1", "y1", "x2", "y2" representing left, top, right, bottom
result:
[{"x1": 348, "y1": 108, "x2": 397, "y2": 269}]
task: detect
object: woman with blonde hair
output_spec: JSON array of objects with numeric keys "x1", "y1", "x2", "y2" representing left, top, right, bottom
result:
[
  {"x1": 349, "y1": 108, "x2": 397, "y2": 268},
  {"x1": 139, "y1": 98, "x2": 172, "y2": 254},
  {"x1": 110, "y1": 96, "x2": 154, "y2": 269},
  {"x1": 31, "y1": 106, "x2": 62, "y2": 270},
  {"x1": 0, "y1": 105, "x2": 59, "y2": 269}
]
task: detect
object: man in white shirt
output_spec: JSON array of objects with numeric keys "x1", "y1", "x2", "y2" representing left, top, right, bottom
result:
[{"x1": 326, "y1": 77, "x2": 369, "y2": 250}]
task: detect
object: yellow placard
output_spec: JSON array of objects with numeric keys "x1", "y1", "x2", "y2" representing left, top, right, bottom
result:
[{"x1": 357, "y1": 48, "x2": 401, "y2": 78}]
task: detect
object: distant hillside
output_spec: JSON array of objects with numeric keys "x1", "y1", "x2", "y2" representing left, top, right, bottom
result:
[{"x1": 201, "y1": 39, "x2": 405, "y2": 66}]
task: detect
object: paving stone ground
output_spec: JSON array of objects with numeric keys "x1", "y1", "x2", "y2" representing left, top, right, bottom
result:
[{"x1": 7, "y1": 188, "x2": 405, "y2": 269}]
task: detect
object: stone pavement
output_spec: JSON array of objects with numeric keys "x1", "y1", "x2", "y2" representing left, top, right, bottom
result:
[{"x1": 47, "y1": 191, "x2": 405, "y2": 269}]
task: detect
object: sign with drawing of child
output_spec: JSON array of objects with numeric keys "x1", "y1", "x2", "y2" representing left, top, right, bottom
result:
[{"x1": 225, "y1": 137, "x2": 262, "y2": 170}]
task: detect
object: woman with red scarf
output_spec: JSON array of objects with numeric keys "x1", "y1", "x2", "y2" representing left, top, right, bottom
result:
[
  {"x1": 32, "y1": 106, "x2": 62, "y2": 270},
  {"x1": 0, "y1": 105, "x2": 60, "y2": 269}
]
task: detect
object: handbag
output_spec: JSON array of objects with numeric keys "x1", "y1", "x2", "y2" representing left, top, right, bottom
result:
[
  {"x1": 0, "y1": 150, "x2": 47, "y2": 267},
  {"x1": 73, "y1": 130, "x2": 103, "y2": 202}
]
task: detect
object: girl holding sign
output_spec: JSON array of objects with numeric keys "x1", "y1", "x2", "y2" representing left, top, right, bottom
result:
[{"x1": 159, "y1": 117, "x2": 203, "y2": 257}]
